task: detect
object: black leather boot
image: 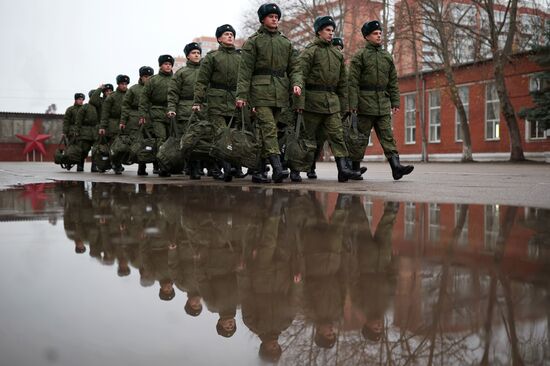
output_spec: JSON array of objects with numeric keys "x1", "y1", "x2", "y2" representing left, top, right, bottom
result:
[
  {"x1": 336, "y1": 157, "x2": 361, "y2": 182},
  {"x1": 91, "y1": 162, "x2": 98, "y2": 173},
  {"x1": 222, "y1": 161, "x2": 233, "y2": 182},
  {"x1": 350, "y1": 161, "x2": 366, "y2": 180},
  {"x1": 77, "y1": 160, "x2": 84, "y2": 172},
  {"x1": 153, "y1": 162, "x2": 160, "y2": 175},
  {"x1": 268, "y1": 155, "x2": 289, "y2": 183},
  {"x1": 189, "y1": 161, "x2": 201, "y2": 180},
  {"x1": 290, "y1": 170, "x2": 302, "y2": 182},
  {"x1": 137, "y1": 163, "x2": 148, "y2": 176},
  {"x1": 251, "y1": 159, "x2": 271, "y2": 184},
  {"x1": 232, "y1": 165, "x2": 247, "y2": 178},
  {"x1": 388, "y1": 155, "x2": 414, "y2": 180},
  {"x1": 211, "y1": 162, "x2": 224, "y2": 180},
  {"x1": 307, "y1": 161, "x2": 317, "y2": 179}
]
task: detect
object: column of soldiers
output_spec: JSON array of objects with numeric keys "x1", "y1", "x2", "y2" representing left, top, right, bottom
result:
[
  {"x1": 62, "y1": 181, "x2": 400, "y2": 363},
  {"x1": 62, "y1": 2, "x2": 413, "y2": 182}
]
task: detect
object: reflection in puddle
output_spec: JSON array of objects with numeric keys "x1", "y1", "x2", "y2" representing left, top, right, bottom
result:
[{"x1": 0, "y1": 182, "x2": 549, "y2": 365}]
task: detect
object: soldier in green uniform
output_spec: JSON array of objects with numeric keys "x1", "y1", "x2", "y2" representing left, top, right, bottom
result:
[
  {"x1": 236, "y1": 3, "x2": 303, "y2": 184},
  {"x1": 139, "y1": 54, "x2": 174, "y2": 176},
  {"x1": 192, "y1": 25, "x2": 241, "y2": 182},
  {"x1": 295, "y1": 16, "x2": 360, "y2": 183},
  {"x1": 348, "y1": 21, "x2": 414, "y2": 180},
  {"x1": 121, "y1": 66, "x2": 155, "y2": 176},
  {"x1": 167, "y1": 42, "x2": 203, "y2": 179},
  {"x1": 99, "y1": 74, "x2": 129, "y2": 174},
  {"x1": 75, "y1": 85, "x2": 113, "y2": 173},
  {"x1": 62, "y1": 93, "x2": 85, "y2": 171}
]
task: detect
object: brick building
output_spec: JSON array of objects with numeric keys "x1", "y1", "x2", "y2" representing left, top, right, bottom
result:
[{"x1": 375, "y1": 51, "x2": 550, "y2": 162}]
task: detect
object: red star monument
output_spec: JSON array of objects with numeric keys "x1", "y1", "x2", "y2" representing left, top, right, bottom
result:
[{"x1": 16, "y1": 118, "x2": 51, "y2": 157}]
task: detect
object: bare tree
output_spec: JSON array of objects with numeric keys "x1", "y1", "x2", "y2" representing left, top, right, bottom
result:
[{"x1": 415, "y1": 0, "x2": 475, "y2": 162}]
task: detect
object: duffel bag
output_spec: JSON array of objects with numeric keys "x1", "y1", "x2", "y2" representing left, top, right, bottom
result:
[
  {"x1": 157, "y1": 118, "x2": 184, "y2": 172},
  {"x1": 92, "y1": 136, "x2": 111, "y2": 172},
  {"x1": 344, "y1": 113, "x2": 369, "y2": 161},
  {"x1": 130, "y1": 125, "x2": 157, "y2": 164},
  {"x1": 110, "y1": 134, "x2": 133, "y2": 166},
  {"x1": 282, "y1": 113, "x2": 317, "y2": 172},
  {"x1": 54, "y1": 136, "x2": 69, "y2": 167},
  {"x1": 210, "y1": 109, "x2": 260, "y2": 169},
  {"x1": 64, "y1": 136, "x2": 82, "y2": 165},
  {"x1": 180, "y1": 113, "x2": 215, "y2": 161}
]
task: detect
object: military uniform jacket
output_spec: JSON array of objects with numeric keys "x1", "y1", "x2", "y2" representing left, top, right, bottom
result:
[
  {"x1": 63, "y1": 104, "x2": 82, "y2": 135},
  {"x1": 168, "y1": 60, "x2": 201, "y2": 120},
  {"x1": 139, "y1": 70, "x2": 173, "y2": 119},
  {"x1": 193, "y1": 45, "x2": 240, "y2": 116},
  {"x1": 295, "y1": 37, "x2": 348, "y2": 114},
  {"x1": 121, "y1": 81, "x2": 145, "y2": 127},
  {"x1": 100, "y1": 89, "x2": 126, "y2": 133},
  {"x1": 348, "y1": 42, "x2": 400, "y2": 116},
  {"x1": 236, "y1": 25, "x2": 302, "y2": 108},
  {"x1": 75, "y1": 103, "x2": 99, "y2": 141}
]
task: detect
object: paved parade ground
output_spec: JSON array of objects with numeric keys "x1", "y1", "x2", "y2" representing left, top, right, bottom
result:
[{"x1": 1, "y1": 161, "x2": 549, "y2": 208}]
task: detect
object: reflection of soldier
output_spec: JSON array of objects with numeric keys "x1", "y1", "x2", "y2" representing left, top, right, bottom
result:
[
  {"x1": 347, "y1": 196, "x2": 398, "y2": 341},
  {"x1": 239, "y1": 191, "x2": 299, "y2": 362},
  {"x1": 300, "y1": 193, "x2": 346, "y2": 349},
  {"x1": 62, "y1": 181, "x2": 90, "y2": 253}
]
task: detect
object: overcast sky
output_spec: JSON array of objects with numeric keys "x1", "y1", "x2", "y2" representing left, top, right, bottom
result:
[{"x1": 0, "y1": 0, "x2": 254, "y2": 114}]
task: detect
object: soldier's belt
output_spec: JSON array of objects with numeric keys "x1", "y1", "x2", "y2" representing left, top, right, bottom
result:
[
  {"x1": 306, "y1": 84, "x2": 336, "y2": 92},
  {"x1": 209, "y1": 82, "x2": 237, "y2": 91},
  {"x1": 181, "y1": 96, "x2": 194, "y2": 100},
  {"x1": 253, "y1": 68, "x2": 286, "y2": 78},
  {"x1": 152, "y1": 103, "x2": 168, "y2": 107},
  {"x1": 359, "y1": 85, "x2": 386, "y2": 92}
]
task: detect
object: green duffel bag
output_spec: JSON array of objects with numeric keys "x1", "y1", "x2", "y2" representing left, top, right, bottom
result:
[
  {"x1": 210, "y1": 109, "x2": 260, "y2": 169},
  {"x1": 157, "y1": 118, "x2": 184, "y2": 172},
  {"x1": 110, "y1": 134, "x2": 133, "y2": 166},
  {"x1": 130, "y1": 125, "x2": 157, "y2": 164},
  {"x1": 344, "y1": 113, "x2": 369, "y2": 161},
  {"x1": 180, "y1": 113, "x2": 215, "y2": 160},
  {"x1": 282, "y1": 114, "x2": 317, "y2": 172},
  {"x1": 92, "y1": 136, "x2": 111, "y2": 172},
  {"x1": 54, "y1": 136, "x2": 69, "y2": 167},
  {"x1": 64, "y1": 136, "x2": 82, "y2": 165}
]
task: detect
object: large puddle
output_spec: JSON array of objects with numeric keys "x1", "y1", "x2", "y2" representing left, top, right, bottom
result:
[{"x1": 0, "y1": 182, "x2": 548, "y2": 365}]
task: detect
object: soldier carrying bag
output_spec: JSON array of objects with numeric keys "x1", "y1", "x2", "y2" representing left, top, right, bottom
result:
[
  {"x1": 281, "y1": 113, "x2": 317, "y2": 172},
  {"x1": 130, "y1": 125, "x2": 157, "y2": 164},
  {"x1": 180, "y1": 112, "x2": 215, "y2": 161},
  {"x1": 344, "y1": 112, "x2": 369, "y2": 161},
  {"x1": 63, "y1": 135, "x2": 82, "y2": 165},
  {"x1": 92, "y1": 135, "x2": 111, "y2": 172},
  {"x1": 157, "y1": 117, "x2": 184, "y2": 172},
  {"x1": 110, "y1": 133, "x2": 133, "y2": 166},
  {"x1": 54, "y1": 136, "x2": 70, "y2": 168},
  {"x1": 210, "y1": 108, "x2": 261, "y2": 169}
]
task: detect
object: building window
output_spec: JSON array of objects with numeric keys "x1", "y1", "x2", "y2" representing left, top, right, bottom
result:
[
  {"x1": 429, "y1": 90, "x2": 441, "y2": 143},
  {"x1": 455, "y1": 86, "x2": 469, "y2": 142},
  {"x1": 404, "y1": 202, "x2": 416, "y2": 240},
  {"x1": 485, "y1": 83, "x2": 500, "y2": 140},
  {"x1": 428, "y1": 203, "x2": 440, "y2": 243},
  {"x1": 527, "y1": 120, "x2": 546, "y2": 140},
  {"x1": 529, "y1": 76, "x2": 541, "y2": 92},
  {"x1": 404, "y1": 95, "x2": 416, "y2": 144}
]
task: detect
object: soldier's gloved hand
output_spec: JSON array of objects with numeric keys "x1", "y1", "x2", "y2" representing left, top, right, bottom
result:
[
  {"x1": 293, "y1": 85, "x2": 302, "y2": 96},
  {"x1": 235, "y1": 99, "x2": 246, "y2": 109},
  {"x1": 294, "y1": 108, "x2": 304, "y2": 114},
  {"x1": 138, "y1": 117, "x2": 146, "y2": 125},
  {"x1": 167, "y1": 111, "x2": 176, "y2": 118},
  {"x1": 350, "y1": 109, "x2": 357, "y2": 114},
  {"x1": 391, "y1": 107, "x2": 400, "y2": 114},
  {"x1": 119, "y1": 123, "x2": 125, "y2": 130},
  {"x1": 192, "y1": 104, "x2": 201, "y2": 112},
  {"x1": 98, "y1": 128, "x2": 106, "y2": 136}
]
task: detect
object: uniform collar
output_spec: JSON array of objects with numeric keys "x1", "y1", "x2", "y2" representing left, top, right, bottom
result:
[
  {"x1": 186, "y1": 60, "x2": 201, "y2": 68},
  {"x1": 159, "y1": 70, "x2": 173, "y2": 76},
  {"x1": 258, "y1": 24, "x2": 279, "y2": 35},
  {"x1": 366, "y1": 41, "x2": 381, "y2": 50},
  {"x1": 314, "y1": 37, "x2": 331, "y2": 47},
  {"x1": 218, "y1": 44, "x2": 236, "y2": 52}
]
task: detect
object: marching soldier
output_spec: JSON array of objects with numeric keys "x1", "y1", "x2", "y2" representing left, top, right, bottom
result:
[
  {"x1": 295, "y1": 16, "x2": 360, "y2": 182},
  {"x1": 192, "y1": 24, "x2": 241, "y2": 182},
  {"x1": 139, "y1": 54, "x2": 175, "y2": 176},
  {"x1": 62, "y1": 93, "x2": 85, "y2": 171},
  {"x1": 121, "y1": 66, "x2": 155, "y2": 176},
  {"x1": 236, "y1": 3, "x2": 303, "y2": 183},
  {"x1": 348, "y1": 20, "x2": 414, "y2": 180},
  {"x1": 99, "y1": 74, "x2": 130, "y2": 174},
  {"x1": 75, "y1": 86, "x2": 112, "y2": 173},
  {"x1": 168, "y1": 42, "x2": 204, "y2": 180}
]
